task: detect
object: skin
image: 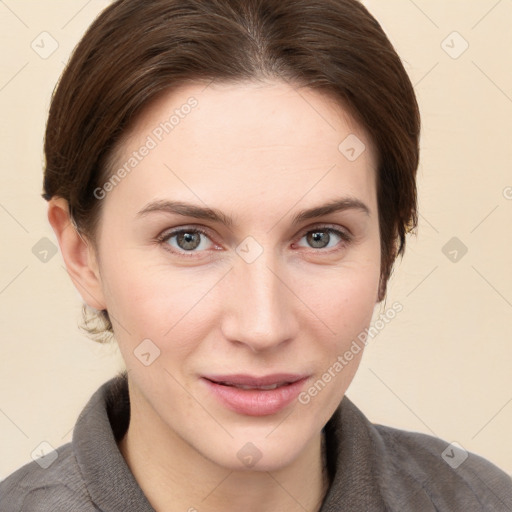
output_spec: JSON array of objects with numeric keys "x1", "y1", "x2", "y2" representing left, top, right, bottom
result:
[{"x1": 48, "y1": 80, "x2": 382, "y2": 512}]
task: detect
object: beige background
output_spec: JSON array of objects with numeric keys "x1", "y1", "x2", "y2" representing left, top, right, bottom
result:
[{"x1": 1, "y1": 0, "x2": 511, "y2": 479}]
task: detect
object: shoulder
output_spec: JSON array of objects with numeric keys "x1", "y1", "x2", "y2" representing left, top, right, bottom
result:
[
  {"x1": 0, "y1": 442, "x2": 96, "y2": 512},
  {"x1": 373, "y1": 423, "x2": 512, "y2": 510}
]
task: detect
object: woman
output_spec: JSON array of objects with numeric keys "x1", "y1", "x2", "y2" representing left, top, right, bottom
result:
[{"x1": 1, "y1": 0, "x2": 511, "y2": 510}]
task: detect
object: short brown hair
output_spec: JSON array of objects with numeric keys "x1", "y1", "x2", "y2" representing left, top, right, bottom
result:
[{"x1": 43, "y1": 0, "x2": 420, "y2": 343}]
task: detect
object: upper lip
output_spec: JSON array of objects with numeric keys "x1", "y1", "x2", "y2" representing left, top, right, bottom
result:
[{"x1": 203, "y1": 373, "x2": 308, "y2": 387}]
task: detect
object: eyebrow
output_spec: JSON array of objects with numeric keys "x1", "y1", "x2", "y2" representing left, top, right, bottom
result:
[{"x1": 136, "y1": 197, "x2": 370, "y2": 228}]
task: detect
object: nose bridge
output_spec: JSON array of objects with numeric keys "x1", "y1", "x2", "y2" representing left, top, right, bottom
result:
[{"x1": 221, "y1": 246, "x2": 294, "y2": 351}]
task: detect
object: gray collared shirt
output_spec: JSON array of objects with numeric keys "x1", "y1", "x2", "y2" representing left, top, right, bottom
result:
[{"x1": 1, "y1": 373, "x2": 511, "y2": 511}]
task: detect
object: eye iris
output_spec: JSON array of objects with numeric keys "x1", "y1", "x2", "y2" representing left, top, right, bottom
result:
[
  {"x1": 177, "y1": 231, "x2": 201, "y2": 250},
  {"x1": 307, "y1": 231, "x2": 330, "y2": 248}
]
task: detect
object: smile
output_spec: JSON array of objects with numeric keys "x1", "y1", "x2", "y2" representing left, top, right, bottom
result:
[{"x1": 202, "y1": 373, "x2": 309, "y2": 416}]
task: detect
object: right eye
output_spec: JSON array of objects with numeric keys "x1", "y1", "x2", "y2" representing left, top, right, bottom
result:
[{"x1": 156, "y1": 227, "x2": 217, "y2": 257}]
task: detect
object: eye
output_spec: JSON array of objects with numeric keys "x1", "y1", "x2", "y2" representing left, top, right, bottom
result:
[
  {"x1": 156, "y1": 227, "x2": 216, "y2": 256},
  {"x1": 295, "y1": 226, "x2": 352, "y2": 251},
  {"x1": 155, "y1": 224, "x2": 352, "y2": 257}
]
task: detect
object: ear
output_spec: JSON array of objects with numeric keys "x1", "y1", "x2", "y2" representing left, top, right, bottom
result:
[{"x1": 47, "y1": 197, "x2": 107, "y2": 311}]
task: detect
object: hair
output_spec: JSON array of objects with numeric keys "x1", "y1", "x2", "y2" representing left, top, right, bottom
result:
[{"x1": 42, "y1": 0, "x2": 420, "y2": 343}]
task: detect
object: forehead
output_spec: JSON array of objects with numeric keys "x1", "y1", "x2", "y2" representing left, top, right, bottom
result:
[
  {"x1": 129, "y1": 79, "x2": 372, "y2": 156},
  {"x1": 104, "y1": 80, "x2": 378, "y2": 218}
]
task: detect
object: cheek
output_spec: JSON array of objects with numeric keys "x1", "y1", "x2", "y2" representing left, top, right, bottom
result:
[
  {"x1": 295, "y1": 266, "x2": 379, "y2": 423},
  {"x1": 295, "y1": 258, "x2": 380, "y2": 338},
  {"x1": 101, "y1": 253, "x2": 218, "y2": 349}
]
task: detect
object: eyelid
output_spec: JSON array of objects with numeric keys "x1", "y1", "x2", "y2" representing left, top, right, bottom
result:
[{"x1": 296, "y1": 222, "x2": 353, "y2": 240}]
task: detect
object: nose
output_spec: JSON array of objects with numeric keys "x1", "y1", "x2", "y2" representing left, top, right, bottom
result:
[{"x1": 220, "y1": 249, "x2": 298, "y2": 353}]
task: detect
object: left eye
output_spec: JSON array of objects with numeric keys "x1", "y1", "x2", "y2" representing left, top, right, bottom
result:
[{"x1": 296, "y1": 228, "x2": 350, "y2": 250}]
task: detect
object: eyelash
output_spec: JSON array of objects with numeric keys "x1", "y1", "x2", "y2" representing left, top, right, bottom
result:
[{"x1": 155, "y1": 224, "x2": 353, "y2": 258}]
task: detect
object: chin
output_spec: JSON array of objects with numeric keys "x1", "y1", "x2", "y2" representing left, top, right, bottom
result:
[{"x1": 199, "y1": 427, "x2": 317, "y2": 473}]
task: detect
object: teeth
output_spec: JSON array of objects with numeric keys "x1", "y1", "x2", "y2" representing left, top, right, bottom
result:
[
  {"x1": 220, "y1": 382, "x2": 287, "y2": 390},
  {"x1": 238, "y1": 383, "x2": 279, "y2": 390}
]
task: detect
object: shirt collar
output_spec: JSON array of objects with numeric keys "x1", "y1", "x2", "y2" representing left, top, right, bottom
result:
[
  {"x1": 320, "y1": 394, "x2": 386, "y2": 511},
  {"x1": 73, "y1": 373, "x2": 155, "y2": 511}
]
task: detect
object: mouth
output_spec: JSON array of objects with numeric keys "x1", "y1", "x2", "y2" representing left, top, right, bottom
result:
[
  {"x1": 201, "y1": 373, "x2": 309, "y2": 416},
  {"x1": 204, "y1": 373, "x2": 306, "y2": 388},
  {"x1": 213, "y1": 381, "x2": 292, "y2": 390}
]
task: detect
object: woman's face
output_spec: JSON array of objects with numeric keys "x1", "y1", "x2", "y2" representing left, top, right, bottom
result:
[{"x1": 93, "y1": 80, "x2": 381, "y2": 470}]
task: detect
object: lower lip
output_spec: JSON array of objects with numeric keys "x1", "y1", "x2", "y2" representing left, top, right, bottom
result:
[{"x1": 202, "y1": 377, "x2": 308, "y2": 416}]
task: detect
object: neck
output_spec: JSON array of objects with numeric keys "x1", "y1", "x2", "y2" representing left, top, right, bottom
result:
[{"x1": 118, "y1": 386, "x2": 330, "y2": 512}]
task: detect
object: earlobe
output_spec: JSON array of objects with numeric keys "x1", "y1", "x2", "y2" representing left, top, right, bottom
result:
[{"x1": 47, "y1": 197, "x2": 107, "y2": 311}]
